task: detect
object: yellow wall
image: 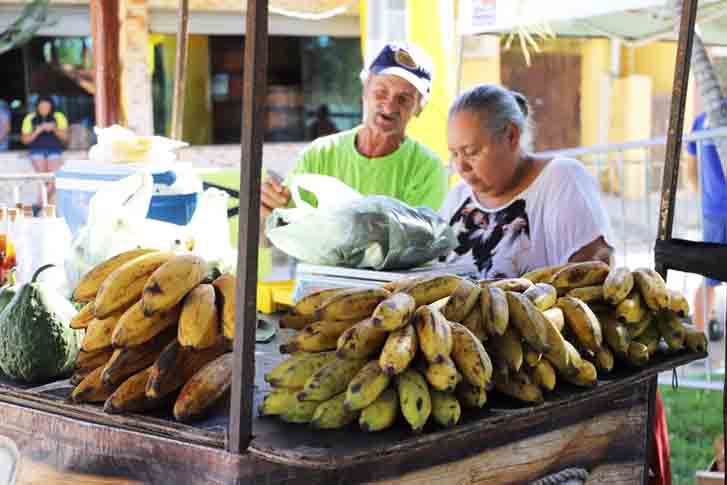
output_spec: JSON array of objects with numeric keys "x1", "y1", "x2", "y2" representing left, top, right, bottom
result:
[
  {"x1": 580, "y1": 39, "x2": 612, "y2": 148},
  {"x1": 460, "y1": 36, "x2": 500, "y2": 92}
]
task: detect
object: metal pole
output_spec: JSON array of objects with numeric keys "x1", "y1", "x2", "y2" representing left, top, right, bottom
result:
[
  {"x1": 229, "y1": 0, "x2": 268, "y2": 454},
  {"x1": 655, "y1": 0, "x2": 698, "y2": 279},
  {"x1": 170, "y1": 0, "x2": 190, "y2": 140}
]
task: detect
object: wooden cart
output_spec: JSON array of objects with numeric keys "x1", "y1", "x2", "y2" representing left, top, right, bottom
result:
[{"x1": 0, "y1": 1, "x2": 720, "y2": 484}]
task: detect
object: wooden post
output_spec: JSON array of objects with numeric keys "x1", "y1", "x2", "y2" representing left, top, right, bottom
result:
[
  {"x1": 229, "y1": 0, "x2": 268, "y2": 454},
  {"x1": 655, "y1": 0, "x2": 698, "y2": 277},
  {"x1": 170, "y1": 0, "x2": 189, "y2": 140},
  {"x1": 90, "y1": 0, "x2": 121, "y2": 127}
]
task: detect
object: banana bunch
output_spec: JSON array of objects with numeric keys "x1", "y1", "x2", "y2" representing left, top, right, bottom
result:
[
  {"x1": 263, "y1": 263, "x2": 706, "y2": 434},
  {"x1": 69, "y1": 249, "x2": 235, "y2": 422}
]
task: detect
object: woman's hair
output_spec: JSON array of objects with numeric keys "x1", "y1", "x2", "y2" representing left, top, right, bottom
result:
[
  {"x1": 449, "y1": 84, "x2": 534, "y2": 151},
  {"x1": 35, "y1": 95, "x2": 55, "y2": 117}
]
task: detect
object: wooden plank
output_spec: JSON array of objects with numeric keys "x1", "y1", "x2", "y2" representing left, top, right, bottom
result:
[
  {"x1": 229, "y1": 0, "x2": 268, "y2": 454},
  {"x1": 89, "y1": 0, "x2": 120, "y2": 127},
  {"x1": 655, "y1": 0, "x2": 698, "y2": 277},
  {"x1": 170, "y1": 0, "x2": 190, "y2": 140}
]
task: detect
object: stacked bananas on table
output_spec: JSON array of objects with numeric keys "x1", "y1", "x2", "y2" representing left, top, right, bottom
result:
[
  {"x1": 68, "y1": 248, "x2": 237, "y2": 423},
  {"x1": 262, "y1": 262, "x2": 708, "y2": 433}
]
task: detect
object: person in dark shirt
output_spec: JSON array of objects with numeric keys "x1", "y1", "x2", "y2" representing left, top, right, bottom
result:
[{"x1": 307, "y1": 104, "x2": 338, "y2": 140}]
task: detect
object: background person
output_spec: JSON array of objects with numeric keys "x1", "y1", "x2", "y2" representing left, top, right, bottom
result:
[
  {"x1": 260, "y1": 41, "x2": 448, "y2": 226},
  {"x1": 21, "y1": 96, "x2": 68, "y2": 204},
  {"x1": 307, "y1": 104, "x2": 338, "y2": 140},
  {"x1": 0, "y1": 99, "x2": 10, "y2": 151}
]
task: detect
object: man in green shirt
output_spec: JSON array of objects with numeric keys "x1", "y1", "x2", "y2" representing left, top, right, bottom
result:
[{"x1": 260, "y1": 42, "x2": 448, "y2": 221}]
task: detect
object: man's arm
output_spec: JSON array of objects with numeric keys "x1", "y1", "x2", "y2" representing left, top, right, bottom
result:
[{"x1": 568, "y1": 236, "x2": 613, "y2": 266}]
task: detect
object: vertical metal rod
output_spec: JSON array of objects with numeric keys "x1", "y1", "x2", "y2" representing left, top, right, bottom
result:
[
  {"x1": 170, "y1": 0, "x2": 190, "y2": 140},
  {"x1": 656, "y1": 0, "x2": 698, "y2": 279},
  {"x1": 229, "y1": 0, "x2": 268, "y2": 454}
]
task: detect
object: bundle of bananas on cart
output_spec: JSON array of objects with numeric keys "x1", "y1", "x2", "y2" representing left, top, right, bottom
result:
[
  {"x1": 262, "y1": 262, "x2": 708, "y2": 432},
  {"x1": 68, "y1": 249, "x2": 237, "y2": 422}
]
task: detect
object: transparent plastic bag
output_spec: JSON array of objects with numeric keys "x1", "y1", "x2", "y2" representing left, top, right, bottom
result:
[
  {"x1": 14, "y1": 216, "x2": 72, "y2": 291},
  {"x1": 266, "y1": 175, "x2": 456, "y2": 270}
]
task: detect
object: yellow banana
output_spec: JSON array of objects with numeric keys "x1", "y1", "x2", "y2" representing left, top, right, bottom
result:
[
  {"x1": 82, "y1": 308, "x2": 127, "y2": 352},
  {"x1": 668, "y1": 289, "x2": 690, "y2": 318},
  {"x1": 593, "y1": 346, "x2": 615, "y2": 373},
  {"x1": 297, "y1": 357, "x2": 366, "y2": 402},
  {"x1": 402, "y1": 275, "x2": 462, "y2": 306},
  {"x1": 359, "y1": 388, "x2": 398, "y2": 432},
  {"x1": 211, "y1": 273, "x2": 236, "y2": 340},
  {"x1": 563, "y1": 359, "x2": 598, "y2": 387},
  {"x1": 279, "y1": 319, "x2": 359, "y2": 354},
  {"x1": 487, "y1": 278, "x2": 533, "y2": 293},
  {"x1": 379, "y1": 323, "x2": 418, "y2": 376},
  {"x1": 626, "y1": 341, "x2": 650, "y2": 366},
  {"x1": 336, "y1": 318, "x2": 389, "y2": 360},
  {"x1": 683, "y1": 324, "x2": 708, "y2": 353},
  {"x1": 442, "y1": 279, "x2": 481, "y2": 322},
  {"x1": 485, "y1": 286, "x2": 509, "y2": 336},
  {"x1": 279, "y1": 313, "x2": 316, "y2": 330},
  {"x1": 521, "y1": 264, "x2": 570, "y2": 284},
  {"x1": 94, "y1": 251, "x2": 175, "y2": 319},
  {"x1": 523, "y1": 343, "x2": 542, "y2": 367},
  {"x1": 493, "y1": 370, "x2": 543, "y2": 403},
  {"x1": 462, "y1": 305, "x2": 487, "y2": 342},
  {"x1": 560, "y1": 341, "x2": 584, "y2": 376},
  {"x1": 551, "y1": 261, "x2": 610, "y2": 292},
  {"x1": 523, "y1": 283, "x2": 558, "y2": 311},
  {"x1": 456, "y1": 381, "x2": 488, "y2": 408},
  {"x1": 264, "y1": 351, "x2": 337, "y2": 389},
  {"x1": 71, "y1": 366, "x2": 114, "y2": 403},
  {"x1": 70, "y1": 301, "x2": 96, "y2": 329},
  {"x1": 280, "y1": 400, "x2": 321, "y2": 424},
  {"x1": 450, "y1": 321, "x2": 493, "y2": 388},
  {"x1": 505, "y1": 291, "x2": 551, "y2": 353},
  {"x1": 541, "y1": 315, "x2": 580, "y2": 377},
  {"x1": 414, "y1": 306, "x2": 453, "y2": 364},
  {"x1": 397, "y1": 369, "x2": 432, "y2": 432},
  {"x1": 627, "y1": 314, "x2": 654, "y2": 338},
  {"x1": 293, "y1": 288, "x2": 345, "y2": 316},
  {"x1": 173, "y1": 353, "x2": 233, "y2": 422},
  {"x1": 111, "y1": 300, "x2": 181, "y2": 348},
  {"x1": 75, "y1": 347, "x2": 114, "y2": 373},
  {"x1": 316, "y1": 287, "x2": 391, "y2": 321},
  {"x1": 142, "y1": 254, "x2": 210, "y2": 316},
  {"x1": 632, "y1": 268, "x2": 671, "y2": 312},
  {"x1": 542, "y1": 307, "x2": 565, "y2": 333},
  {"x1": 70, "y1": 369, "x2": 94, "y2": 386},
  {"x1": 259, "y1": 388, "x2": 298, "y2": 416},
  {"x1": 371, "y1": 292, "x2": 416, "y2": 331},
  {"x1": 634, "y1": 324, "x2": 661, "y2": 356},
  {"x1": 601, "y1": 314, "x2": 631, "y2": 356},
  {"x1": 488, "y1": 327, "x2": 524, "y2": 372},
  {"x1": 311, "y1": 393, "x2": 358, "y2": 429},
  {"x1": 655, "y1": 312, "x2": 686, "y2": 350},
  {"x1": 430, "y1": 391, "x2": 461, "y2": 428},
  {"x1": 178, "y1": 284, "x2": 220, "y2": 350},
  {"x1": 73, "y1": 248, "x2": 158, "y2": 302},
  {"x1": 602, "y1": 267, "x2": 634, "y2": 305},
  {"x1": 566, "y1": 285, "x2": 605, "y2": 305},
  {"x1": 530, "y1": 359, "x2": 557, "y2": 391},
  {"x1": 557, "y1": 296, "x2": 603, "y2": 353},
  {"x1": 104, "y1": 367, "x2": 165, "y2": 415},
  {"x1": 344, "y1": 361, "x2": 391, "y2": 412},
  {"x1": 424, "y1": 356, "x2": 462, "y2": 392},
  {"x1": 614, "y1": 290, "x2": 647, "y2": 324},
  {"x1": 384, "y1": 275, "x2": 426, "y2": 293},
  {"x1": 102, "y1": 326, "x2": 176, "y2": 387},
  {"x1": 146, "y1": 339, "x2": 229, "y2": 399}
]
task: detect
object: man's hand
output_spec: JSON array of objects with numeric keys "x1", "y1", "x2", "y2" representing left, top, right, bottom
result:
[{"x1": 260, "y1": 176, "x2": 291, "y2": 219}]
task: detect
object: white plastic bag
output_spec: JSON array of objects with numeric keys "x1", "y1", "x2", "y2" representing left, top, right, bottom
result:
[
  {"x1": 88, "y1": 125, "x2": 188, "y2": 165},
  {"x1": 187, "y1": 187, "x2": 235, "y2": 273},
  {"x1": 14, "y1": 217, "x2": 72, "y2": 291}
]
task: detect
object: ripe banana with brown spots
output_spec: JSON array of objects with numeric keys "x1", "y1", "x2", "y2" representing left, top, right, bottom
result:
[
  {"x1": 414, "y1": 306, "x2": 453, "y2": 364},
  {"x1": 178, "y1": 284, "x2": 220, "y2": 350},
  {"x1": 279, "y1": 318, "x2": 359, "y2": 353},
  {"x1": 523, "y1": 283, "x2": 557, "y2": 310},
  {"x1": 450, "y1": 321, "x2": 493, "y2": 388},
  {"x1": 337, "y1": 318, "x2": 389, "y2": 360},
  {"x1": 505, "y1": 291, "x2": 550, "y2": 353},
  {"x1": 73, "y1": 248, "x2": 158, "y2": 302},
  {"x1": 557, "y1": 296, "x2": 603, "y2": 353},
  {"x1": 316, "y1": 287, "x2": 391, "y2": 321},
  {"x1": 602, "y1": 267, "x2": 634, "y2": 305},
  {"x1": 371, "y1": 292, "x2": 416, "y2": 331},
  {"x1": 442, "y1": 279, "x2": 481, "y2": 322},
  {"x1": 632, "y1": 268, "x2": 670, "y2": 312},
  {"x1": 551, "y1": 261, "x2": 610, "y2": 292},
  {"x1": 379, "y1": 323, "x2": 418, "y2": 376},
  {"x1": 142, "y1": 254, "x2": 210, "y2": 316}
]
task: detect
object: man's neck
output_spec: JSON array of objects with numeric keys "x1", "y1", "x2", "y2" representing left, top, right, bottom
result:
[{"x1": 355, "y1": 125, "x2": 405, "y2": 158}]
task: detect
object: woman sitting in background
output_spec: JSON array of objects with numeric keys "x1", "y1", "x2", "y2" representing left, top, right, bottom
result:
[{"x1": 21, "y1": 96, "x2": 69, "y2": 203}]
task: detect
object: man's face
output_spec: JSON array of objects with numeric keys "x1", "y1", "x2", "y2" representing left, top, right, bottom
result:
[{"x1": 362, "y1": 74, "x2": 421, "y2": 137}]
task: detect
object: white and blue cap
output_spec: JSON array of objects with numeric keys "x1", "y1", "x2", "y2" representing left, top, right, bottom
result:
[{"x1": 361, "y1": 42, "x2": 434, "y2": 106}]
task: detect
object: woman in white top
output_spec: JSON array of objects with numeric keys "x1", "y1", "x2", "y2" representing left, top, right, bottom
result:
[{"x1": 441, "y1": 84, "x2": 613, "y2": 279}]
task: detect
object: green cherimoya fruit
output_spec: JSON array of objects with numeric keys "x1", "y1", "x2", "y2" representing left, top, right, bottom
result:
[{"x1": 0, "y1": 265, "x2": 82, "y2": 383}]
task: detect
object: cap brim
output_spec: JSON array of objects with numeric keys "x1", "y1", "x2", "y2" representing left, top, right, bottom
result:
[{"x1": 371, "y1": 66, "x2": 430, "y2": 98}]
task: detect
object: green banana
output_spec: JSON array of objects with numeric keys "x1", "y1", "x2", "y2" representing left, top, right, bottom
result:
[
  {"x1": 424, "y1": 356, "x2": 462, "y2": 392},
  {"x1": 430, "y1": 391, "x2": 461, "y2": 428},
  {"x1": 397, "y1": 369, "x2": 432, "y2": 432},
  {"x1": 359, "y1": 388, "x2": 398, "y2": 432},
  {"x1": 264, "y1": 351, "x2": 337, "y2": 389},
  {"x1": 344, "y1": 361, "x2": 391, "y2": 412},
  {"x1": 311, "y1": 393, "x2": 358, "y2": 429},
  {"x1": 298, "y1": 357, "x2": 366, "y2": 402}
]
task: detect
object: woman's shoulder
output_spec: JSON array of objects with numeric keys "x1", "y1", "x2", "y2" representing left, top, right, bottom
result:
[
  {"x1": 440, "y1": 179, "x2": 473, "y2": 215},
  {"x1": 539, "y1": 157, "x2": 596, "y2": 185}
]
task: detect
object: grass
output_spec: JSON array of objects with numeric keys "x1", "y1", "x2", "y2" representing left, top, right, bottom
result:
[{"x1": 660, "y1": 385, "x2": 723, "y2": 485}]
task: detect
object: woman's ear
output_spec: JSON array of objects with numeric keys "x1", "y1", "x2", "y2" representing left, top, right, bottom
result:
[{"x1": 507, "y1": 122, "x2": 521, "y2": 151}]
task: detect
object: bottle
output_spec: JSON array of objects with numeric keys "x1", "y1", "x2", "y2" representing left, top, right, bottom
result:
[
  {"x1": 22, "y1": 204, "x2": 34, "y2": 219},
  {"x1": 41, "y1": 204, "x2": 56, "y2": 218},
  {"x1": 4, "y1": 208, "x2": 17, "y2": 271}
]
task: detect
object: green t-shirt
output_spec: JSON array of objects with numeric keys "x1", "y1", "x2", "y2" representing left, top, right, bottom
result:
[{"x1": 287, "y1": 126, "x2": 448, "y2": 211}]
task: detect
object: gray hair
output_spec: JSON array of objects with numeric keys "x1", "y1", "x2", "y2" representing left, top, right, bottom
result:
[{"x1": 449, "y1": 84, "x2": 534, "y2": 151}]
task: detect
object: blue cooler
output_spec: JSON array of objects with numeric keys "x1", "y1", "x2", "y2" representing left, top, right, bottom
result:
[{"x1": 56, "y1": 160, "x2": 199, "y2": 236}]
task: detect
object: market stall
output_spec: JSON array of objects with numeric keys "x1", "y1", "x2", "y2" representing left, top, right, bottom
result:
[{"x1": 0, "y1": 0, "x2": 718, "y2": 484}]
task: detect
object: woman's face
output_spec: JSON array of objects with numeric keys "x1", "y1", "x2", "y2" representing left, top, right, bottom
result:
[
  {"x1": 37, "y1": 100, "x2": 52, "y2": 117},
  {"x1": 448, "y1": 110, "x2": 520, "y2": 196}
]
